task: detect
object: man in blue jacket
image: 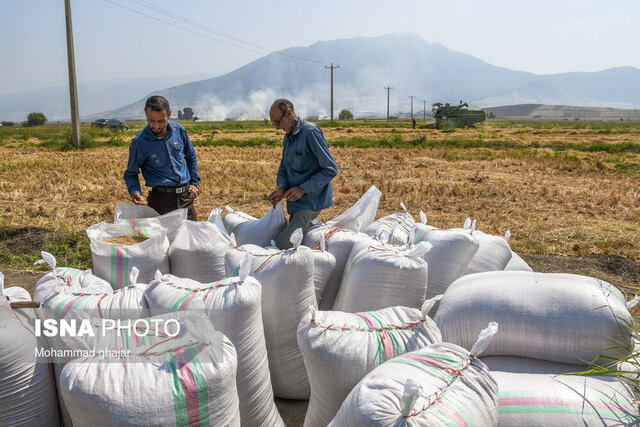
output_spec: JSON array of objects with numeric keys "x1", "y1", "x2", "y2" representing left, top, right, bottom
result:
[
  {"x1": 124, "y1": 95, "x2": 201, "y2": 220},
  {"x1": 267, "y1": 98, "x2": 338, "y2": 249}
]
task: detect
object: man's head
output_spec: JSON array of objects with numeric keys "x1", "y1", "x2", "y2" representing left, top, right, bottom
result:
[
  {"x1": 270, "y1": 98, "x2": 297, "y2": 133},
  {"x1": 144, "y1": 95, "x2": 171, "y2": 137}
]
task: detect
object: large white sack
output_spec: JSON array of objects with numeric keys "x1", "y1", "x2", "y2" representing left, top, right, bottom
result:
[
  {"x1": 86, "y1": 222, "x2": 170, "y2": 290},
  {"x1": 455, "y1": 220, "x2": 512, "y2": 274},
  {"x1": 504, "y1": 250, "x2": 534, "y2": 271},
  {"x1": 329, "y1": 341, "x2": 499, "y2": 426},
  {"x1": 0, "y1": 274, "x2": 61, "y2": 426},
  {"x1": 223, "y1": 202, "x2": 287, "y2": 247},
  {"x1": 33, "y1": 251, "x2": 114, "y2": 303},
  {"x1": 482, "y1": 356, "x2": 640, "y2": 426},
  {"x1": 326, "y1": 185, "x2": 381, "y2": 231},
  {"x1": 411, "y1": 222, "x2": 479, "y2": 301},
  {"x1": 333, "y1": 242, "x2": 430, "y2": 312},
  {"x1": 435, "y1": 271, "x2": 634, "y2": 365},
  {"x1": 364, "y1": 205, "x2": 415, "y2": 245},
  {"x1": 59, "y1": 317, "x2": 241, "y2": 427},
  {"x1": 308, "y1": 246, "x2": 336, "y2": 306},
  {"x1": 3, "y1": 286, "x2": 31, "y2": 303},
  {"x1": 168, "y1": 218, "x2": 233, "y2": 283},
  {"x1": 144, "y1": 271, "x2": 284, "y2": 427},
  {"x1": 303, "y1": 224, "x2": 369, "y2": 310},
  {"x1": 225, "y1": 240, "x2": 316, "y2": 399},
  {"x1": 114, "y1": 203, "x2": 187, "y2": 243},
  {"x1": 297, "y1": 301, "x2": 443, "y2": 427}
]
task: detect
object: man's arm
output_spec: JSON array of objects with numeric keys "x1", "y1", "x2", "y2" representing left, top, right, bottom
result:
[
  {"x1": 182, "y1": 128, "x2": 201, "y2": 188},
  {"x1": 300, "y1": 128, "x2": 338, "y2": 194},
  {"x1": 123, "y1": 139, "x2": 142, "y2": 196}
]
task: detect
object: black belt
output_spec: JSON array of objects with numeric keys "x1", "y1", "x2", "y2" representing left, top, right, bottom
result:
[{"x1": 153, "y1": 184, "x2": 189, "y2": 194}]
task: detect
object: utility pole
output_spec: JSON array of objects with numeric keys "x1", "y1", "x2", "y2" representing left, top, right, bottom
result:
[
  {"x1": 384, "y1": 86, "x2": 393, "y2": 121},
  {"x1": 325, "y1": 63, "x2": 339, "y2": 122},
  {"x1": 64, "y1": 0, "x2": 81, "y2": 147},
  {"x1": 422, "y1": 100, "x2": 427, "y2": 122},
  {"x1": 409, "y1": 95, "x2": 415, "y2": 120}
]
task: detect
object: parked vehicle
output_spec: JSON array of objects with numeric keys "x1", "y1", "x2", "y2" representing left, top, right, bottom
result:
[
  {"x1": 432, "y1": 101, "x2": 486, "y2": 129},
  {"x1": 91, "y1": 118, "x2": 128, "y2": 130}
]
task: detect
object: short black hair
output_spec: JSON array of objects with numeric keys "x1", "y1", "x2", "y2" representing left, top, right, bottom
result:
[
  {"x1": 145, "y1": 95, "x2": 171, "y2": 114},
  {"x1": 275, "y1": 99, "x2": 295, "y2": 114}
]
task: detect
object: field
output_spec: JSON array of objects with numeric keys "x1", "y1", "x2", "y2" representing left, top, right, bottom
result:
[{"x1": 1, "y1": 119, "x2": 640, "y2": 296}]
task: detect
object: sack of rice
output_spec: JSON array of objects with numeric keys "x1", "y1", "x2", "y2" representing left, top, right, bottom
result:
[
  {"x1": 297, "y1": 299, "x2": 443, "y2": 427},
  {"x1": 223, "y1": 202, "x2": 287, "y2": 247},
  {"x1": 482, "y1": 356, "x2": 640, "y2": 426},
  {"x1": 504, "y1": 250, "x2": 534, "y2": 271},
  {"x1": 307, "y1": 240, "x2": 337, "y2": 306},
  {"x1": 168, "y1": 216, "x2": 233, "y2": 283},
  {"x1": 3, "y1": 286, "x2": 31, "y2": 303},
  {"x1": 303, "y1": 222, "x2": 369, "y2": 310},
  {"x1": 59, "y1": 313, "x2": 241, "y2": 427},
  {"x1": 144, "y1": 263, "x2": 284, "y2": 427},
  {"x1": 326, "y1": 185, "x2": 381, "y2": 231},
  {"x1": 455, "y1": 219, "x2": 512, "y2": 274},
  {"x1": 0, "y1": 273, "x2": 61, "y2": 426},
  {"x1": 333, "y1": 242, "x2": 431, "y2": 312},
  {"x1": 225, "y1": 230, "x2": 316, "y2": 399},
  {"x1": 411, "y1": 216, "x2": 479, "y2": 302},
  {"x1": 86, "y1": 222, "x2": 170, "y2": 290},
  {"x1": 114, "y1": 203, "x2": 187, "y2": 243},
  {"x1": 329, "y1": 323, "x2": 499, "y2": 426},
  {"x1": 33, "y1": 251, "x2": 114, "y2": 303},
  {"x1": 435, "y1": 271, "x2": 634, "y2": 365},
  {"x1": 364, "y1": 203, "x2": 415, "y2": 245}
]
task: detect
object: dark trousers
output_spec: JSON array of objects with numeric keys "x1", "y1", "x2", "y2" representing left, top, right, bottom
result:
[{"x1": 147, "y1": 190, "x2": 197, "y2": 221}]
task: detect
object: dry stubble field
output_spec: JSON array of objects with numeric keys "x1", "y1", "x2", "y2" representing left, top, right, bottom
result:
[{"x1": 1, "y1": 121, "x2": 639, "y2": 296}]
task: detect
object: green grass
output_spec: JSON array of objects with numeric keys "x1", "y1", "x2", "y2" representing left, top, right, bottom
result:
[{"x1": 0, "y1": 230, "x2": 92, "y2": 271}]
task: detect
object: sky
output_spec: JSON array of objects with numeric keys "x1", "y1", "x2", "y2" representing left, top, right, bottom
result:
[{"x1": 1, "y1": 0, "x2": 639, "y2": 97}]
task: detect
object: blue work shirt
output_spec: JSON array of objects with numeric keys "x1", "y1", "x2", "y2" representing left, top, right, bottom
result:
[
  {"x1": 123, "y1": 121, "x2": 200, "y2": 196},
  {"x1": 277, "y1": 118, "x2": 338, "y2": 213}
]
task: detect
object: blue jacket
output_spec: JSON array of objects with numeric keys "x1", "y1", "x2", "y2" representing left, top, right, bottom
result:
[
  {"x1": 123, "y1": 121, "x2": 200, "y2": 196},
  {"x1": 277, "y1": 119, "x2": 338, "y2": 213}
]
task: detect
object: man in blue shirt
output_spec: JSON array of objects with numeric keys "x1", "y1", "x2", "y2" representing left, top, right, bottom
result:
[
  {"x1": 123, "y1": 95, "x2": 201, "y2": 220},
  {"x1": 267, "y1": 98, "x2": 338, "y2": 249}
]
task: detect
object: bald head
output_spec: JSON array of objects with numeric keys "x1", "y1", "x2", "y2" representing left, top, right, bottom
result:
[{"x1": 270, "y1": 98, "x2": 298, "y2": 132}]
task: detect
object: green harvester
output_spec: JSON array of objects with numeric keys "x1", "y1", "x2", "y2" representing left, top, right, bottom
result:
[{"x1": 432, "y1": 101, "x2": 486, "y2": 129}]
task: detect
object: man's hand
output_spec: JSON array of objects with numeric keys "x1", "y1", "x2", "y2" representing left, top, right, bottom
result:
[
  {"x1": 284, "y1": 186, "x2": 305, "y2": 202},
  {"x1": 188, "y1": 184, "x2": 199, "y2": 199},
  {"x1": 131, "y1": 191, "x2": 147, "y2": 206},
  {"x1": 267, "y1": 188, "x2": 285, "y2": 208}
]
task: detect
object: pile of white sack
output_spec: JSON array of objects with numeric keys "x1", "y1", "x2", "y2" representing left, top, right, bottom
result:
[{"x1": 2, "y1": 184, "x2": 638, "y2": 426}]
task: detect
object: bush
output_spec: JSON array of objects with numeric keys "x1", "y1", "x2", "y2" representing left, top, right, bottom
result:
[{"x1": 26, "y1": 112, "x2": 47, "y2": 127}]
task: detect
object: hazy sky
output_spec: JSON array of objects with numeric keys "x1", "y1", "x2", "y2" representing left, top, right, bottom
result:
[{"x1": 1, "y1": 0, "x2": 638, "y2": 96}]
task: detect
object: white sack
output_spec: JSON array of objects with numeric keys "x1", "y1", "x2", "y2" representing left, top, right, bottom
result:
[
  {"x1": 297, "y1": 303, "x2": 442, "y2": 427},
  {"x1": 223, "y1": 202, "x2": 286, "y2": 247},
  {"x1": 114, "y1": 203, "x2": 187, "y2": 243},
  {"x1": 329, "y1": 341, "x2": 499, "y2": 426},
  {"x1": 326, "y1": 185, "x2": 381, "y2": 231},
  {"x1": 303, "y1": 224, "x2": 369, "y2": 310},
  {"x1": 308, "y1": 248, "x2": 336, "y2": 306},
  {"x1": 225, "y1": 244, "x2": 316, "y2": 399},
  {"x1": 435, "y1": 271, "x2": 634, "y2": 365},
  {"x1": 460, "y1": 226, "x2": 512, "y2": 274},
  {"x1": 144, "y1": 273, "x2": 284, "y2": 427},
  {"x1": 482, "y1": 356, "x2": 640, "y2": 426},
  {"x1": 364, "y1": 209, "x2": 415, "y2": 245},
  {"x1": 168, "y1": 219, "x2": 233, "y2": 283},
  {"x1": 86, "y1": 222, "x2": 170, "y2": 290},
  {"x1": 2, "y1": 286, "x2": 31, "y2": 303},
  {"x1": 333, "y1": 243, "x2": 430, "y2": 312},
  {"x1": 504, "y1": 250, "x2": 534, "y2": 271}
]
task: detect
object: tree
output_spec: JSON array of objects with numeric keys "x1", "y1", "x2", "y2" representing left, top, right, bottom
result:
[
  {"x1": 26, "y1": 112, "x2": 47, "y2": 127},
  {"x1": 177, "y1": 110, "x2": 184, "y2": 120},
  {"x1": 1, "y1": 121, "x2": 15, "y2": 127},
  {"x1": 338, "y1": 108, "x2": 354, "y2": 120},
  {"x1": 183, "y1": 107, "x2": 194, "y2": 121}
]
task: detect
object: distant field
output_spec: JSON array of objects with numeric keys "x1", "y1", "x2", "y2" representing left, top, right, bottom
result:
[{"x1": 0, "y1": 119, "x2": 639, "y2": 270}]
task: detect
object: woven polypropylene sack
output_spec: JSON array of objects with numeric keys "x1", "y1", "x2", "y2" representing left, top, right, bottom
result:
[
  {"x1": 297, "y1": 305, "x2": 442, "y2": 427},
  {"x1": 168, "y1": 220, "x2": 233, "y2": 283},
  {"x1": 463, "y1": 229, "x2": 512, "y2": 274},
  {"x1": 34, "y1": 266, "x2": 113, "y2": 303},
  {"x1": 144, "y1": 274, "x2": 284, "y2": 427},
  {"x1": 364, "y1": 211, "x2": 415, "y2": 245},
  {"x1": 86, "y1": 222, "x2": 170, "y2": 290},
  {"x1": 59, "y1": 329, "x2": 240, "y2": 427},
  {"x1": 333, "y1": 244, "x2": 429, "y2": 312},
  {"x1": 435, "y1": 271, "x2": 634, "y2": 365},
  {"x1": 223, "y1": 202, "x2": 286, "y2": 247},
  {"x1": 482, "y1": 356, "x2": 640, "y2": 426},
  {"x1": 308, "y1": 249, "x2": 336, "y2": 306},
  {"x1": 503, "y1": 250, "x2": 534, "y2": 271},
  {"x1": 0, "y1": 293, "x2": 61, "y2": 426},
  {"x1": 225, "y1": 244, "x2": 316, "y2": 399},
  {"x1": 2, "y1": 286, "x2": 31, "y2": 303},
  {"x1": 303, "y1": 224, "x2": 369, "y2": 310},
  {"x1": 325, "y1": 185, "x2": 381, "y2": 231},
  {"x1": 412, "y1": 223, "x2": 479, "y2": 300},
  {"x1": 329, "y1": 342, "x2": 498, "y2": 426},
  {"x1": 114, "y1": 203, "x2": 187, "y2": 243}
]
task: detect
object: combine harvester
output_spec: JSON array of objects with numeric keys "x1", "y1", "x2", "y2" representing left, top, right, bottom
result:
[{"x1": 432, "y1": 100, "x2": 486, "y2": 129}]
